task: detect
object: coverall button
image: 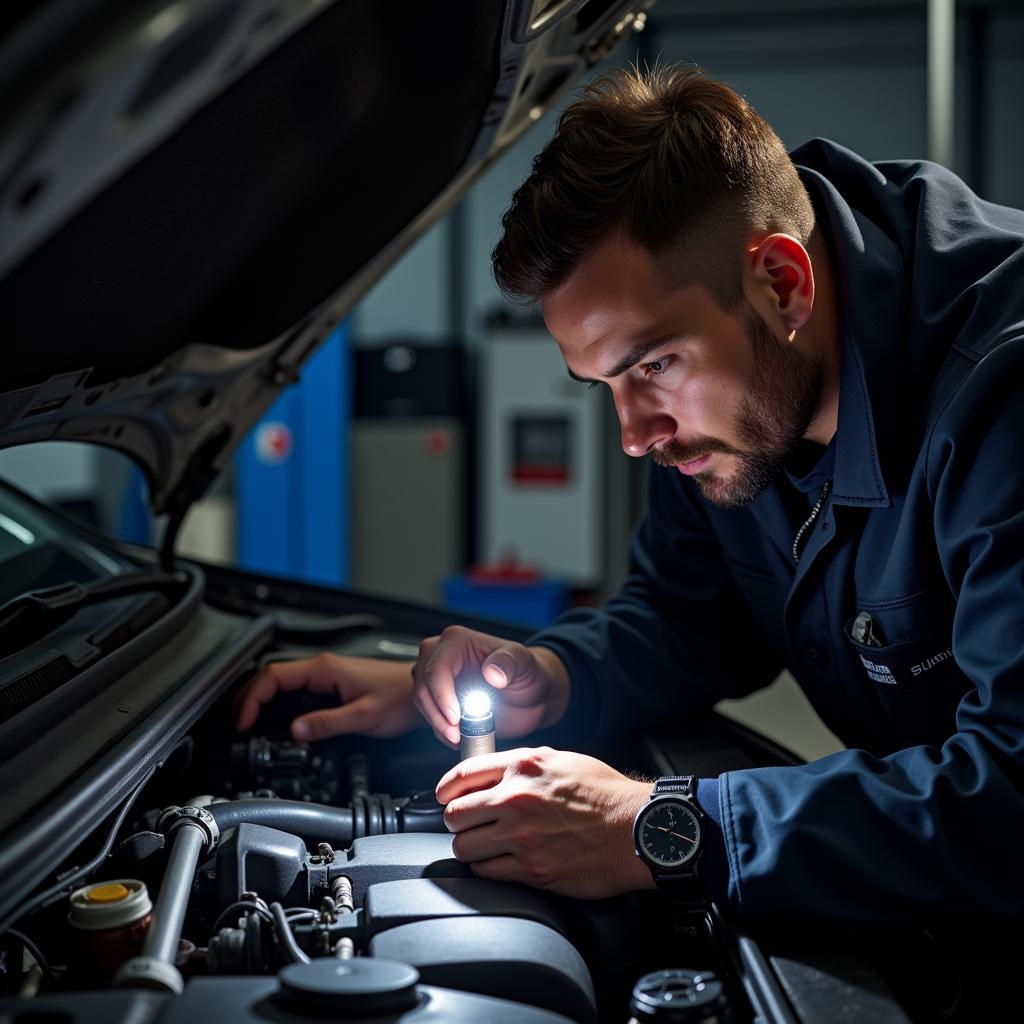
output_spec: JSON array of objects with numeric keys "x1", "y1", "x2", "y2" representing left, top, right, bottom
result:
[{"x1": 805, "y1": 647, "x2": 826, "y2": 669}]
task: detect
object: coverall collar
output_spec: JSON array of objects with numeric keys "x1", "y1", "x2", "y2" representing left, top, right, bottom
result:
[{"x1": 796, "y1": 158, "x2": 904, "y2": 509}]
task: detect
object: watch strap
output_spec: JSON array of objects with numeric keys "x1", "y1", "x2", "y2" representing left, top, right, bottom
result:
[
  {"x1": 651, "y1": 776, "x2": 697, "y2": 799},
  {"x1": 647, "y1": 776, "x2": 704, "y2": 897}
]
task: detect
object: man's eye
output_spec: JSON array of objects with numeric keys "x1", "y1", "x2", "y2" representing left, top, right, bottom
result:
[{"x1": 645, "y1": 356, "x2": 673, "y2": 377}]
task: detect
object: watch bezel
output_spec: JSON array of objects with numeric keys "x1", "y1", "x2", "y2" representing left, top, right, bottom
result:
[{"x1": 632, "y1": 794, "x2": 704, "y2": 872}]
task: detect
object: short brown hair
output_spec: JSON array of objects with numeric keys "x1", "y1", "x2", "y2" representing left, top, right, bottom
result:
[{"x1": 492, "y1": 65, "x2": 815, "y2": 310}]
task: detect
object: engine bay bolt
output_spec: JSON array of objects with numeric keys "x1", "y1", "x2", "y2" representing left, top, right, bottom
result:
[
  {"x1": 330, "y1": 875, "x2": 354, "y2": 914},
  {"x1": 316, "y1": 842, "x2": 335, "y2": 864},
  {"x1": 334, "y1": 937, "x2": 355, "y2": 959}
]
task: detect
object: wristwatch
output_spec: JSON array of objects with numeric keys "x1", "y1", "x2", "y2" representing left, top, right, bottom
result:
[{"x1": 632, "y1": 776, "x2": 705, "y2": 891}]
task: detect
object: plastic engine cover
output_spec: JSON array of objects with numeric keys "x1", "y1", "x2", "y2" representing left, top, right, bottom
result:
[
  {"x1": 363, "y1": 877, "x2": 570, "y2": 939},
  {"x1": 368, "y1": 915, "x2": 597, "y2": 1023}
]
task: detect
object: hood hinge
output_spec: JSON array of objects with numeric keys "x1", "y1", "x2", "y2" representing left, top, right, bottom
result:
[{"x1": 159, "y1": 427, "x2": 232, "y2": 571}]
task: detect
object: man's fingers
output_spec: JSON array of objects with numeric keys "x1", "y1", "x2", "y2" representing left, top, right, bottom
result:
[
  {"x1": 480, "y1": 645, "x2": 550, "y2": 709},
  {"x1": 235, "y1": 668, "x2": 283, "y2": 731},
  {"x1": 419, "y1": 654, "x2": 461, "y2": 727},
  {"x1": 470, "y1": 855, "x2": 521, "y2": 884},
  {"x1": 235, "y1": 656, "x2": 343, "y2": 732},
  {"x1": 481, "y1": 643, "x2": 538, "y2": 691},
  {"x1": 480, "y1": 642, "x2": 536, "y2": 690},
  {"x1": 481, "y1": 649, "x2": 515, "y2": 689},
  {"x1": 443, "y1": 786, "x2": 503, "y2": 833},
  {"x1": 413, "y1": 672, "x2": 460, "y2": 747},
  {"x1": 436, "y1": 750, "x2": 518, "y2": 803},
  {"x1": 292, "y1": 698, "x2": 377, "y2": 742},
  {"x1": 450, "y1": 822, "x2": 508, "y2": 864}
]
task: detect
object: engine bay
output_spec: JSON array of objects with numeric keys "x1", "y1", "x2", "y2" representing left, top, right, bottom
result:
[{"x1": 0, "y1": 668, "x2": 760, "y2": 1024}]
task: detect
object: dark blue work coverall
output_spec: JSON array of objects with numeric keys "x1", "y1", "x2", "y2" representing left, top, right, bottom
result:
[{"x1": 531, "y1": 138, "x2": 1024, "y2": 925}]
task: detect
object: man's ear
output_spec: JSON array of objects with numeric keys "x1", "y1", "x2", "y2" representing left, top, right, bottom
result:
[{"x1": 746, "y1": 233, "x2": 814, "y2": 336}]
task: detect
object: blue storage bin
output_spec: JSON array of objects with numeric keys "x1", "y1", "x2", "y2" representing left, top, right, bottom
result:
[{"x1": 442, "y1": 574, "x2": 570, "y2": 628}]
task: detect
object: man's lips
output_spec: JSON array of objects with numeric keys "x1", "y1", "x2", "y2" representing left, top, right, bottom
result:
[{"x1": 675, "y1": 453, "x2": 713, "y2": 475}]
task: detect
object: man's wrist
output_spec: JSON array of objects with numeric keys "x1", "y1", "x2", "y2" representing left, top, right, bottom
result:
[
  {"x1": 620, "y1": 778, "x2": 657, "y2": 891},
  {"x1": 530, "y1": 645, "x2": 572, "y2": 728}
]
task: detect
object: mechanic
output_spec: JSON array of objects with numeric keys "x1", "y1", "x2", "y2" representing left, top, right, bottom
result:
[{"x1": 237, "y1": 65, "x2": 1024, "y2": 924}]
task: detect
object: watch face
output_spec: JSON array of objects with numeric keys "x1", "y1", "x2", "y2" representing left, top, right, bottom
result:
[{"x1": 636, "y1": 799, "x2": 702, "y2": 870}]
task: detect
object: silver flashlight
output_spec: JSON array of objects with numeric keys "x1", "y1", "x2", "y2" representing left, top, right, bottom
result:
[{"x1": 459, "y1": 690, "x2": 496, "y2": 761}]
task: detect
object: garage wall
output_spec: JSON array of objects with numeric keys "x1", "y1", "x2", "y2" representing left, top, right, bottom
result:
[
  {"x1": 360, "y1": 0, "x2": 1024, "y2": 348},
  {"x1": 983, "y1": 5, "x2": 1024, "y2": 206}
]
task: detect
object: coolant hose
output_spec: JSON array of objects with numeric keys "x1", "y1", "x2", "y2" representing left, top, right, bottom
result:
[
  {"x1": 207, "y1": 799, "x2": 354, "y2": 846},
  {"x1": 114, "y1": 806, "x2": 219, "y2": 994},
  {"x1": 144, "y1": 825, "x2": 207, "y2": 964}
]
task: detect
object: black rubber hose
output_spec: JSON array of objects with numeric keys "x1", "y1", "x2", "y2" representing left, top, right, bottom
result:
[
  {"x1": 365, "y1": 795, "x2": 382, "y2": 837},
  {"x1": 351, "y1": 795, "x2": 366, "y2": 839},
  {"x1": 207, "y1": 800, "x2": 353, "y2": 846},
  {"x1": 270, "y1": 902, "x2": 310, "y2": 965},
  {"x1": 379, "y1": 793, "x2": 397, "y2": 834}
]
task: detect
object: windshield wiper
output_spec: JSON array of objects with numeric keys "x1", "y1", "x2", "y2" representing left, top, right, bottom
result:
[{"x1": 0, "y1": 567, "x2": 190, "y2": 656}]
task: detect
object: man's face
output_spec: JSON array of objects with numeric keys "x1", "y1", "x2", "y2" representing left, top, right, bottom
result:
[{"x1": 541, "y1": 233, "x2": 824, "y2": 508}]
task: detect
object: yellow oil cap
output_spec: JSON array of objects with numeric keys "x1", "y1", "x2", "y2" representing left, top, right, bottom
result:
[{"x1": 86, "y1": 882, "x2": 130, "y2": 904}]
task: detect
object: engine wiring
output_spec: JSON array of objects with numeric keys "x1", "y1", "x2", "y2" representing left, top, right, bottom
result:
[
  {"x1": 269, "y1": 902, "x2": 310, "y2": 965},
  {"x1": 209, "y1": 898, "x2": 275, "y2": 936}
]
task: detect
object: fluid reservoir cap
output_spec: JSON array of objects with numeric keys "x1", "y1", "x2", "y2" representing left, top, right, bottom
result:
[
  {"x1": 277, "y1": 957, "x2": 420, "y2": 1015},
  {"x1": 87, "y1": 882, "x2": 130, "y2": 903},
  {"x1": 630, "y1": 969, "x2": 728, "y2": 1023},
  {"x1": 69, "y1": 879, "x2": 152, "y2": 931}
]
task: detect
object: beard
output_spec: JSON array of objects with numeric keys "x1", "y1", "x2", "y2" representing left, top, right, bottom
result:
[{"x1": 651, "y1": 304, "x2": 824, "y2": 508}]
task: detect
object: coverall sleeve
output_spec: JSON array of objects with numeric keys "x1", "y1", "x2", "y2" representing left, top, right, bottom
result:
[
  {"x1": 529, "y1": 464, "x2": 783, "y2": 744},
  {"x1": 716, "y1": 338, "x2": 1024, "y2": 924}
]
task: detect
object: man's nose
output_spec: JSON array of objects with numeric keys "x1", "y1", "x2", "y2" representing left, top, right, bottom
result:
[{"x1": 615, "y1": 393, "x2": 676, "y2": 458}]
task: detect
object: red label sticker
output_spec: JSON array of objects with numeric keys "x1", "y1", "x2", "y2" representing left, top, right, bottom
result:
[
  {"x1": 425, "y1": 429, "x2": 451, "y2": 456},
  {"x1": 513, "y1": 464, "x2": 569, "y2": 484},
  {"x1": 255, "y1": 422, "x2": 293, "y2": 466}
]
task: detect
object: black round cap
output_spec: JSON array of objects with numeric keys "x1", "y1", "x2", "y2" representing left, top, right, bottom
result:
[
  {"x1": 277, "y1": 957, "x2": 420, "y2": 1015},
  {"x1": 630, "y1": 969, "x2": 728, "y2": 1022}
]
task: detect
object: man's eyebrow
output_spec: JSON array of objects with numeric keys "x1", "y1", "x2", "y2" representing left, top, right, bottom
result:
[
  {"x1": 566, "y1": 365, "x2": 597, "y2": 385},
  {"x1": 565, "y1": 335, "x2": 676, "y2": 385}
]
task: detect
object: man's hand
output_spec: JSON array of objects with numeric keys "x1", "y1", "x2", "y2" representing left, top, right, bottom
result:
[
  {"x1": 233, "y1": 626, "x2": 571, "y2": 746},
  {"x1": 436, "y1": 746, "x2": 655, "y2": 899},
  {"x1": 413, "y1": 626, "x2": 571, "y2": 749},
  {"x1": 235, "y1": 654, "x2": 422, "y2": 742}
]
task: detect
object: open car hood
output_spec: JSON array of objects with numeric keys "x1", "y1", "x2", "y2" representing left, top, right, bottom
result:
[{"x1": 0, "y1": 0, "x2": 652, "y2": 522}]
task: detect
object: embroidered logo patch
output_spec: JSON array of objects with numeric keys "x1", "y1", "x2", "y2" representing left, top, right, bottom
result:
[{"x1": 858, "y1": 655, "x2": 897, "y2": 686}]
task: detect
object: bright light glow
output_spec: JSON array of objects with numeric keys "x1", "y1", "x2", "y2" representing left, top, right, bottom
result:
[{"x1": 460, "y1": 690, "x2": 492, "y2": 718}]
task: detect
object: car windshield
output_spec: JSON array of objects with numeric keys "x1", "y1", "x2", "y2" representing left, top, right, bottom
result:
[{"x1": 0, "y1": 486, "x2": 124, "y2": 607}]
